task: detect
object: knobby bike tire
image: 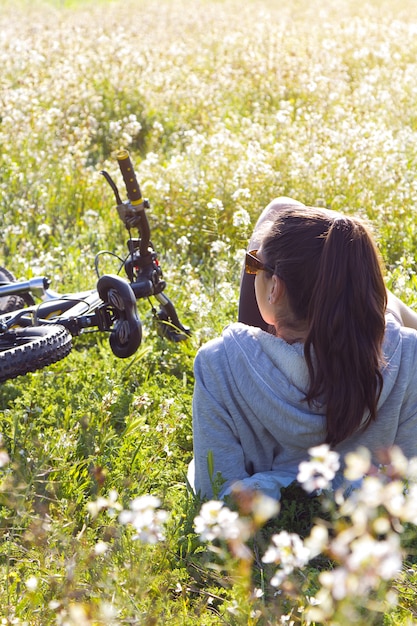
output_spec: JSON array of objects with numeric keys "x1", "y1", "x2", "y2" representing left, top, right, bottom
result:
[
  {"x1": 0, "y1": 266, "x2": 26, "y2": 312},
  {"x1": 0, "y1": 325, "x2": 72, "y2": 383}
]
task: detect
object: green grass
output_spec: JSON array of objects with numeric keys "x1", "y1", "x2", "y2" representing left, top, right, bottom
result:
[{"x1": 1, "y1": 0, "x2": 417, "y2": 623}]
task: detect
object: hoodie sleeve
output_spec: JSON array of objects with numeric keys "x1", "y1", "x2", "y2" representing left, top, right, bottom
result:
[
  {"x1": 393, "y1": 337, "x2": 417, "y2": 459},
  {"x1": 377, "y1": 324, "x2": 417, "y2": 460},
  {"x1": 192, "y1": 341, "x2": 250, "y2": 499},
  {"x1": 192, "y1": 340, "x2": 291, "y2": 500}
]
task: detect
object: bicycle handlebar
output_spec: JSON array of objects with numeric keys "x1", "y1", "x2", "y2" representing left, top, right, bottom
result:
[
  {"x1": 116, "y1": 149, "x2": 144, "y2": 209},
  {"x1": 101, "y1": 149, "x2": 151, "y2": 255}
]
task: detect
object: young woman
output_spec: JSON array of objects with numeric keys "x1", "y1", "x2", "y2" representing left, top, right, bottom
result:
[{"x1": 191, "y1": 198, "x2": 417, "y2": 500}]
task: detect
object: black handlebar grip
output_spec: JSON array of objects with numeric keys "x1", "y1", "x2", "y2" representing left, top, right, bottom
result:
[{"x1": 116, "y1": 149, "x2": 144, "y2": 208}]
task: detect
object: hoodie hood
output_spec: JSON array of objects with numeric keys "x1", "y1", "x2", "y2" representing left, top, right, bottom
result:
[
  {"x1": 378, "y1": 314, "x2": 403, "y2": 406},
  {"x1": 222, "y1": 315, "x2": 404, "y2": 415},
  {"x1": 219, "y1": 323, "x2": 326, "y2": 449},
  {"x1": 224, "y1": 323, "x2": 310, "y2": 398}
]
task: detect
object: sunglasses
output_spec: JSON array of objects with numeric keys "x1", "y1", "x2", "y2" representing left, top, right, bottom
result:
[{"x1": 244, "y1": 250, "x2": 275, "y2": 275}]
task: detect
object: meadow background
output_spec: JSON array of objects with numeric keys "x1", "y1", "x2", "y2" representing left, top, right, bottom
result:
[{"x1": 2, "y1": 0, "x2": 417, "y2": 623}]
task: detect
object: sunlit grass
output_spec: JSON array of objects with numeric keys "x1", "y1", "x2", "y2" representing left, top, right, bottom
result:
[{"x1": 1, "y1": 0, "x2": 417, "y2": 623}]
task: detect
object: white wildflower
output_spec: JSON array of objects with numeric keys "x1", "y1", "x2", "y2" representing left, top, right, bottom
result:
[
  {"x1": 210, "y1": 239, "x2": 228, "y2": 254},
  {"x1": 304, "y1": 523, "x2": 329, "y2": 559},
  {"x1": 176, "y1": 235, "x2": 190, "y2": 249},
  {"x1": 400, "y1": 483, "x2": 417, "y2": 524},
  {"x1": 194, "y1": 500, "x2": 249, "y2": 542},
  {"x1": 37, "y1": 223, "x2": 52, "y2": 237},
  {"x1": 250, "y1": 492, "x2": 280, "y2": 526},
  {"x1": 25, "y1": 576, "x2": 38, "y2": 591},
  {"x1": 207, "y1": 198, "x2": 224, "y2": 212},
  {"x1": 0, "y1": 450, "x2": 10, "y2": 468},
  {"x1": 231, "y1": 187, "x2": 251, "y2": 201},
  {"x1": 232, "y1": 208, "x2": 251, "y2": 228},
  {"x1": 346, "y1": 532, "x2": 402, "y2": 585},
  {"x1": 319, "y1": 567, "x2": 354, "y2": 601},
  {"x1": 263, "y1": 531, "x2": 310, "y2": 587},
  {"x1": 119, "y1": 495, "x2": 168, "y2": 544},
  {"x1": 87, "y1": 490, "x2": 121, "y2": 519},
  {"x1": 94, "y1": 541, "x2": 109, "y2": 555},
  {"x1": 385, "y1": 445, "x2": 409, "y2": 477},
  {"x1": 298, "y1": 444, "x2": 340, "y2": 493},
  {"x1": 344, "y1": 447, "x2": 371, "y2": 481},
  {"x1": 405, "y1": 456, "x2": 417, "y2": 481}
]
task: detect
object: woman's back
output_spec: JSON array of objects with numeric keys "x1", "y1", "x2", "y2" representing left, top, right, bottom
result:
[{"x1": 192, "y1": 315, "x2": 417, "y2": 499}]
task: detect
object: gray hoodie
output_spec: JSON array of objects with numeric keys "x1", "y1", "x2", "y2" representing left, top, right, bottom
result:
[{"x1": 191, "y1": 314, "x2": 417, "y2": 500}]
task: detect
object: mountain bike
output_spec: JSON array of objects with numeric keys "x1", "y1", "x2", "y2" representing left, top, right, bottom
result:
[{"x1": 0, "y1": 150, "x2": 190, "y2": 383}]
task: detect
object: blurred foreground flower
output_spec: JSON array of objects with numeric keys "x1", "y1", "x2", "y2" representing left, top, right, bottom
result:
[
  {"x1": 194, "y1": 500, "x2": 249, "y2": 543},
  {"x1": 119, "y1": 495, "x2": 168, "y2": 544},
  {"x1": 343, "y1": 446, "x2": 372, "y2": 481},
  {"x1": 262, "y1": 531, "x2": 310, "y2": 587},
  {"x1": 0, "y1": 433, "x2": 10, "y2": 468},
  {"x1": 194, "y1": 493, "x2": 280, "y2": 562},
  {"x1": 25, "y1": 576, "x2": 38, "y2": 591},
  {"x1": 307, "y1": 530, "x2": 402, "y2": 622},
  {"x1": 0, "y1": 449, "x2": 10, "y2": 468},
  {"x1": 86, "y1": 490, "x2": 122, "y2": 519},
  {"x1": 297, "y1": 443, "x2": 340, "y2": 493}
]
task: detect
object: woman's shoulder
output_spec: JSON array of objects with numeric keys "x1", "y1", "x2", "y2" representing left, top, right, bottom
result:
[
  {"x1": 385, "y1": 312, "x2": 417, "y2": 341},
  {"x1": 195, "y1": 323, "x2": 273, "y2": 373},
  {"x1": 383, "y1": 312, "x2": 417, "y2": 368},
  {"x1": 196, "y1": 323, "x2": 259, "y2": 358},
  {"x1": 193, "y1": 324, "x2": 248, "y2": 384}
]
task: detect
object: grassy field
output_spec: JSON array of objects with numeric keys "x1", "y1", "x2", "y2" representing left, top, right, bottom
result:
[{"x1": 2, "y1": 0, "x2": 417, "y2": 623}]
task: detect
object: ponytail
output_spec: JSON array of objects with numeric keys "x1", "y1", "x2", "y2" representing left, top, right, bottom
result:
[
  {"x1": 262, "y1": 208, "x2": 387, "y2": 446},
  {"x1": 305, "y1": 216, "x2": 386, "y2": 445}
]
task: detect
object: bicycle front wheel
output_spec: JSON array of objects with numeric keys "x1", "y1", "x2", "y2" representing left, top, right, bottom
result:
[
  {"x1": 0, "y1": 325, "x2": 72, "y2": 383},
  {"x1": 0, "y1": 266, "x2": 27, "y2": 312}
]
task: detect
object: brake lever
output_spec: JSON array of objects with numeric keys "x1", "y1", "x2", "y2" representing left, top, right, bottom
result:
[
  {"x1": 100, "y1": 170, "x2": 122, "y2": 205},
  {"x1": 101, "y1": 168, "x2": 148, "y2": 236}
]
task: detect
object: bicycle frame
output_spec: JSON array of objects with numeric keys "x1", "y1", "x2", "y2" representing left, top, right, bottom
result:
[
  {"x1": 0, "y1": 281, "x2": 106, "y2": 335},
  {"x1": 0, "y1": 277, "x2": 188, "y2": 341}
]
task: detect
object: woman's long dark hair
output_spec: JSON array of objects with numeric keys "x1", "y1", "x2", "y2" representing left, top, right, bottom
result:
[{"x1": 262, "y1": 206, "x2": 387, "y2": 446}]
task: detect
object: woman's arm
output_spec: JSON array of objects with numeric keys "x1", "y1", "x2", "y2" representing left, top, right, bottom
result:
[
  {"x1": 192, "y1": 351, "x2": 250, "y2": 499},
  {"x1": 386, "y1": 290, "x2": 417, "y2": 329},
  {"x1": 238, "y1": 197, "x2": 304, "y2": 329},
  {"x1": 192, "y1": 346, "x2": 294, "y2": 501}
]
